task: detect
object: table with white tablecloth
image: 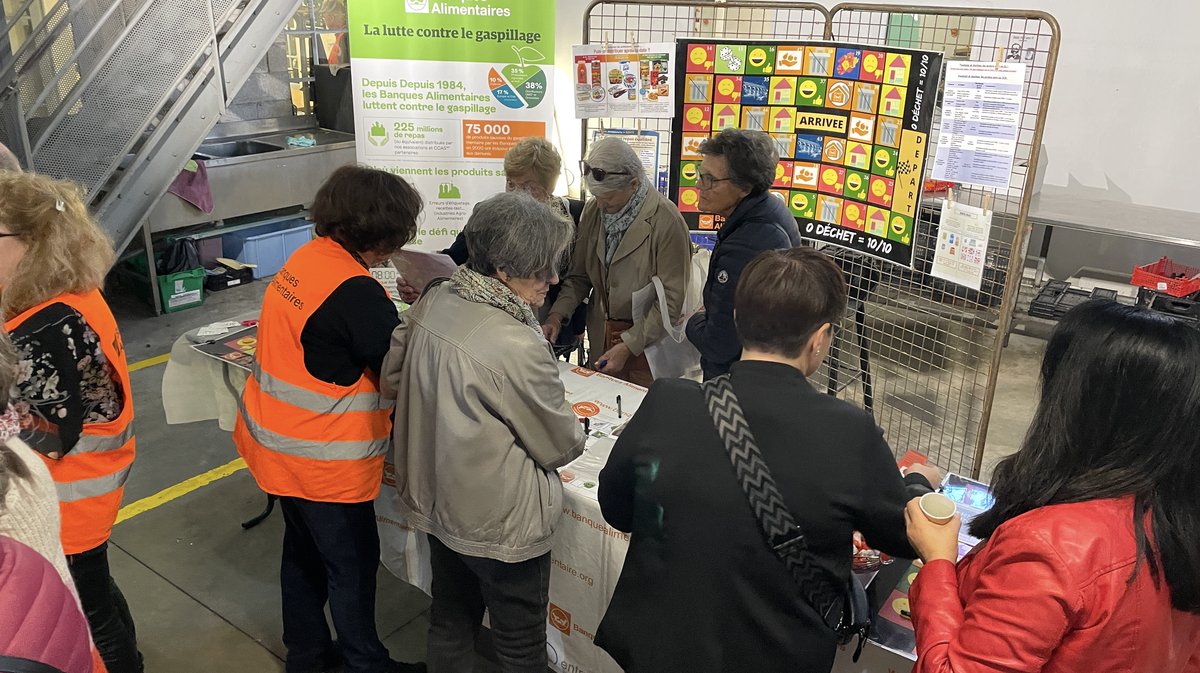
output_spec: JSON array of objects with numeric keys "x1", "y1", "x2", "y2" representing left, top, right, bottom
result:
[{"x1": 164, "y1": 335, "x2": 641, "y2": 673}]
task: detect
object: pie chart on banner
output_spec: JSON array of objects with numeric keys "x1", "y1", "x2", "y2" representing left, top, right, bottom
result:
[{"x1": 489, "y1": 65, "x2": 548, "y2": 109}]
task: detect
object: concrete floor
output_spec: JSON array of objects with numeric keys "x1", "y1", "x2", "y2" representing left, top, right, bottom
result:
[{"x1": 103, "y1": 276, "x2": 1042, "y2": 671}]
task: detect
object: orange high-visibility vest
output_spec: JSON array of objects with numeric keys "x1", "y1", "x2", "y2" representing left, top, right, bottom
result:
[
  {"x1": 5, "y1": 289, "x2": 136, "y2": 556},
  {"x1": 234, "y1": 236, "x2": 393, "y2": 503}
]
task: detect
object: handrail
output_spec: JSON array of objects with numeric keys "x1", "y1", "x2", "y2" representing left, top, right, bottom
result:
[
  {"x1": 28, "y1": 0, "x2": 167, "y2": 153},
  {"x1": 25, "y1": 0, "x2": 144, "y2": 124},
  {"x1": 0, "y1": 0, "x2": 88, "y2": 93}
]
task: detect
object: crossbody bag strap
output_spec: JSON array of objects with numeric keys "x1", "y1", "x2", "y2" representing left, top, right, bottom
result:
[{"x1": 701, "y1": 375, "x2": 838, "y2": 616}]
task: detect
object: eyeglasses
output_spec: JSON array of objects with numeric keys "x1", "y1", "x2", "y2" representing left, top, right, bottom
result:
[
  {"x1": 0, "y1": 233, "x2": 19, "y2": 239},
  {"x1": 580, "y1": 161, "x2": 630, "y2": 183},
  {"x1": 697, "y1": 173, "x2": 734, "y2": 190}
]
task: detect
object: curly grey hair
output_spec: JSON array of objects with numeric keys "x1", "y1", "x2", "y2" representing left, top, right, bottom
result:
[
  {"x1": 583, "y1": 136, "x2": 644, "y2": 195},
  {"x1": 699, "y1": 128, "x2": 778, "y2": 195},
  {"x1": 465, "y1": 191, "x2": 573, "y2": 281}
]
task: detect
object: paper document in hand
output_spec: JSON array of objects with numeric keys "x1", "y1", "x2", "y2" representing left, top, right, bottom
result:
[{"x1": 392, "y1": 250, "x2": 458, "y2": 292}]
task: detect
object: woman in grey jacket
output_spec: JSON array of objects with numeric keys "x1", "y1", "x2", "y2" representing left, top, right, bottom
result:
[{"x1": 382, "y1": 192, "x2": 587, "y2": 673}]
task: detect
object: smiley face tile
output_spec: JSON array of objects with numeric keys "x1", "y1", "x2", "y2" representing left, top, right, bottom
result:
[
  {"x1": 842, "y1": 200, "x2": 867, "y2": 231},
  {"x1": 774, "y1": 160, "x2": 794, "y2": 189},
  {"x1": 683, "y1": 104, "x2": 712, "y2": 132},
  {"x1": 745, "y1": 45, "x2": 776, "y2": 75},
  {"x1": 678, "y1": 187, "x2": 701, "y2": 212},
  {"x1": 843, "y1": 169, "x2": 870, "y2": 201},
  {"x1": 789, "y1": 190, "x2": 817, "y2": 218},
  {"x1": 714, "y1": 75, "x2": 743, "y2": 104},
  {"x1": 868, "y1": 175, "x2": 895, "y2": 207},
  {"x1": 818, "y1": 164, "x2": 846, "y2": 195},
  {"x1": 678, "y1": 160, "x2": 701, "y2": 187},
  {"x1": 860, "y1": 50, "x2": 886, "y2": 82},
  {"x1": 887, "y1": 212, "x2": 914, "y2": 244},
  {"x1": 686, "y1": 44, "x2": 715, "y2": 73},
  {"x1": 871, "y1": 146, "x2": 898, "y2": 178},
  {"x1": 795, "y1": 77, "x2": 826, "y2": 107}
]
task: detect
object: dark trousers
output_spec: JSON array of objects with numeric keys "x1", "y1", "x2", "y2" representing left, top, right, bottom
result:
[
  {"x1": 68, "y1": 542, "x2": 143, "y2": 673},
  {"x1": 426, "y1": 536, "x2": 550, "y2": 673},
  {"x1": 280, "y1": 496, "x2": 391, "y2": 673}
]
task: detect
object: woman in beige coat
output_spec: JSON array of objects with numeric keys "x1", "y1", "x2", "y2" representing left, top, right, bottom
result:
[{"x1": 542, "y1": 137, "x2": 692, "y2": 387}]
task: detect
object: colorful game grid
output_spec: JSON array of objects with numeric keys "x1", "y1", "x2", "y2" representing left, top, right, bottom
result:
[{"x1": 670, "y1": 40, "x2": 943, "y2": 267}]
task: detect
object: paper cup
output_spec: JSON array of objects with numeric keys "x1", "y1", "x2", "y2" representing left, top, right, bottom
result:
[{"x1": 919, "y1": 492, "x2": 957, "y2": 524}]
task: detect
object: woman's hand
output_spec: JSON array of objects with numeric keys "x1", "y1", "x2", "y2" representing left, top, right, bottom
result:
[
  {"x1": 596, "y1": 342, "x2": 632, "y2": 374},
  {"x1": 397, "y1": 277, "x2": 421, "y2": 304},
  {"x1": 904, "y1": 497, "x2": 962, "y2": 564},
  {"x1": 542, "y1": 313, "x2": 564, "y2": 343},
  {"x1": 904, "y1": 462, "x2": 943, "y2": 488}
]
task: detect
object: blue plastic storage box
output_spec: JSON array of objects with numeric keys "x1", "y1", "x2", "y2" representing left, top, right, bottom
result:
[{"x1": 221, "y1": 217, "x2": 314, "y2": 279}]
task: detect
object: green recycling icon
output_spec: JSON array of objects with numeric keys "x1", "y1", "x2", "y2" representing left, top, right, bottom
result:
[{"x1": 438, "y1": 183, "x2": 461, "y2": 199}]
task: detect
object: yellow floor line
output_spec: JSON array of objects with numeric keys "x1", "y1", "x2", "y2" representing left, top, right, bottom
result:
[
  {"x1": 128, "y1": 352, "x2": 170, "y2": 372},
  {"x1": 115, "y1": 457, "x2": 248, "y2": 525}
]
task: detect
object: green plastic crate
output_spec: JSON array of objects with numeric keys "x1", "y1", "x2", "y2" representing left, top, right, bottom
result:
[{"x1": 125, "y1": 261, "x2": 205, "y2": 313}]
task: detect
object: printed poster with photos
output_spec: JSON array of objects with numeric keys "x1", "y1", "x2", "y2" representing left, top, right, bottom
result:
[
  {"x1": 669, "y1": 40, "x2": 943, "y2": 267},
  {"x1": 573, "y1": 43, "x2": 674, "y2": 118}
]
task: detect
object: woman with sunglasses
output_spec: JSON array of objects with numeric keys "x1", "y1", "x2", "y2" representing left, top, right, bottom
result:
[{"x1": 542, "y1": 137, "x2": 691, "y2": 386}]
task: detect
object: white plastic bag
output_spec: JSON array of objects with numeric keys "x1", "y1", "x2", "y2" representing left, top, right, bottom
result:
[
  {"x1": 634, "y1": 249, "x2": 709, "y2": 381},
  {"x1": 375, "y1": 462, "x2": 432, "y2": 595}
]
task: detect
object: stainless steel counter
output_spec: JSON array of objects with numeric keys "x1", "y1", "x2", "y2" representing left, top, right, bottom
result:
[{"x1": 145, "y1": 128, "x2": 356, "y2": 233}]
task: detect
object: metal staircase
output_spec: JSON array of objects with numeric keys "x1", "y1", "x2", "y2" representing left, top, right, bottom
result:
[{"x1": 0, "y1": 0, "x2": 302, "y2": 255}]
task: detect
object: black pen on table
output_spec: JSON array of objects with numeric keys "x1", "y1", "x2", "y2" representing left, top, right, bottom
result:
[{"x1": 616, "y1": 395, "x2": 623, "y2": 419}]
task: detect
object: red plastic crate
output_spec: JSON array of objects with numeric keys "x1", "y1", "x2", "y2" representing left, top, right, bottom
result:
[{"x1": 1131, "y1": 257, "x2": 1200, "y2": 298}]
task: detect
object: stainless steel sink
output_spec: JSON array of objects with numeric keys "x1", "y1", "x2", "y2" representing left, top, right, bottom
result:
[{"x1": 195, "y1": 139, "x2": 284, "y2": 159}]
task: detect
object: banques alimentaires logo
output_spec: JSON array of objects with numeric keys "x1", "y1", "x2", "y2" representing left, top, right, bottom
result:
[{"x1": 405, "y1": 0, "x2": 513, "y2": 17}]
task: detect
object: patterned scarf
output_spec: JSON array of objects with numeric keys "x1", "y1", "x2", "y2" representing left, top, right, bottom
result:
[
  {"x1": 602, "y1": 178, "x2": 650, "y2": 266},
  {"x1": 450, "y1": 265, "x2": 542, "y2": 335}
]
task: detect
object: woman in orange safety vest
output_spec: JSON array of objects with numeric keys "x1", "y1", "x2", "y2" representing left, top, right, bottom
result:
[{"x1": 0, "y1": 171, "x2": 139, "y2": 673}]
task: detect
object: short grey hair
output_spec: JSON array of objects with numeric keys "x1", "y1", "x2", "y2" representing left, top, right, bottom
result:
[
  {"x1": 584, "y1": 136, "x2": 643, "y2": 195},
  {"x1": 465, "y1": 191, "x2": 572, "y2": 280},
  {"x1": 699, "y1": 128, "x2": 777, "y2": 195}
]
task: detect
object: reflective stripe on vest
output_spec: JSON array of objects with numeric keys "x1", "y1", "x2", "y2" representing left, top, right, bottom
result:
[
  {"x1": 57, "y1": 465, "x2": 133, "y2": 503},
  {"x1": 72, "y1": 425, "x2": 135, "y2": 455},
  {"x1": 4, "y1": 289, "x2": 136, "y2": 555},
  {"x1": 236, "y1": 391, "x2": 389, "y2": 461},
  {"x1": 253, "y1": 365, "x2": 393, "y2": 415}
]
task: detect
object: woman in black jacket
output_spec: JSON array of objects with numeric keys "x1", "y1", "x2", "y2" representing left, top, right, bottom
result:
[{"x1": 597, "y1": 247, "x2": 937, "y2": 673}]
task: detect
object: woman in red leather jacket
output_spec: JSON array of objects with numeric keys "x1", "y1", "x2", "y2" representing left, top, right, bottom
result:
[{"x1": 905, "y1": 300, "x2": 1200, "y2": 673}]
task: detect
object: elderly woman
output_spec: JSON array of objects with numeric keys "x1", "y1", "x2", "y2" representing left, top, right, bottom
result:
[
  {"x1": 0, "y1": 171, "x2": 140, "y2": 672},
  {"x1": 403, "y1": 138, "x2": 587, "y2": 348},
  {"x1": 542, "y1": 136, "x2": 691, "y2": 386},
  {"x1": 383, "y1": 192, "x2": 586, "y2": 673},
  {"x1": 686, "y1": 128, "x2": 801, "y2": 380},
  {"x1": 596, "y1": 248, "x2": 937, "y2": 672},
  {"x1": 235, "y1": 165, "x2": 425, "y2": 673}
]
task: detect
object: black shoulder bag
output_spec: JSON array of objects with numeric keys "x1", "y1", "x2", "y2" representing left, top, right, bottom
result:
[{"x1": 702, "y1": 375, "x2": 872, "y2": 661}]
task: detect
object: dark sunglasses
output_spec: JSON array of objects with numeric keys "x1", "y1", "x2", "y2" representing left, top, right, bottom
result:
[{"x1": 580, "y1": 161, "x2": 630, "y2": 183}]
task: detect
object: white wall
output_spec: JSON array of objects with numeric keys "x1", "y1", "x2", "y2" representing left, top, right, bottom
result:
[{"x1": 549, "y1": 0, "x2": 1200, "y2": 213}]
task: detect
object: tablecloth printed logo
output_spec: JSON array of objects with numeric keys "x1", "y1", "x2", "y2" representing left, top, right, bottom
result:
[
  {"x1": 549, "y1": 603, "x2": 572, "y2": 635},
  {"x1": 571, "y1": 366, "x2": 596, "y2": 378},
  {"x1": 405, "y1": 0, "x2": 429, "y2": 12},
  {"x1": 572, "y1": 402, "x2": 600, "y2": 417}
]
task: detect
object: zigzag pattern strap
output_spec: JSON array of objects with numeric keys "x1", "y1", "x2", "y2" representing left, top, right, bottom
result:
[{"x1": 702, "y1": 375, "x2": 839, "y2": 614}]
